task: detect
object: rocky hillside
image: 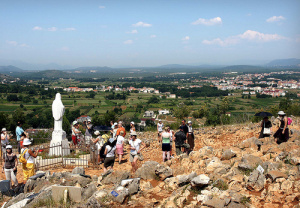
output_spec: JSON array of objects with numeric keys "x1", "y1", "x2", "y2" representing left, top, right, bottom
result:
[{"x1": 1, "y1": 121, "x2": 300, "y2": 208}]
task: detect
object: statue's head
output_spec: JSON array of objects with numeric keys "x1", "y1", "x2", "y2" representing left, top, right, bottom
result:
[{"x1": 55, "y1": 93, "x2": 61, "y2": 100}]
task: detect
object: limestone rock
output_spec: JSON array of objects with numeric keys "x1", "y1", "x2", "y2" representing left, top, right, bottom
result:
[
  {"x1": 203, "y1": 198, "x2": 226, "y2": 208},
  {"x1": 266, "y1": 170, "x2": 288, "y2": 182},
  {"x1": 206, "y1": 157, "x2": 224, "y2": 173},
  {"x1": 221, "y1": 149, "x2": 236, "y2": 160},
  {"x1": 238, "y1": 154, "x2": 262, "y2": 171},
  {"x1": 135, "y1": 161, "x2": 160, "y2": 180},
  {"x1": 155, "y1": 164, "x2": 173, "y2": 180},
  {"x1": 102, "y1": 170, "x2": 130, "y2": 185},
  {"x1": 82, "y1": 183, "x2": 97, "y2": 200},
  {"x1": 190, "y1": 174, "x2": 210, "y2": 187},
  {"x1": 177, "y1": 172, "x2": 197, "y2": 185},
  {"x1": 72, "y1": 167, "x2": 85, "y2": 175},
  {"x1": 246, "y1": 170, "x2": 265, "y2": 191}
]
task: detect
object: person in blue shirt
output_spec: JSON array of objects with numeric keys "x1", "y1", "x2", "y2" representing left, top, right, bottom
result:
[{"x1": 15, "y1": 121, "x2": 24, "y2": 154}]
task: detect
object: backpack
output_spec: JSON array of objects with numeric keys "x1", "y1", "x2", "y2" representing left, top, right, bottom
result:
[
  {"x1": 19, "y1": 148, "x2": 28, "y2": 164},
  {"x1": 99, "y1": 143, "x2": 108, "y2": 159},
  {"x1": 287, "y1": 117, "x2": 292, "y2": 125}
]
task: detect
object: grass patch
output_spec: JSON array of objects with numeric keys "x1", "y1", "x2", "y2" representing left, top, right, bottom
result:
[
  {"x1": 213, "y1": 180, "x2": 228, "y2": 190},
  {"x1": 28, "y1": 197, "x2": 56, "y2": 208},
  {"x1": 238, "y1": 168, "x2": 253, "y2": 176},
  {"x1": 240, "y1": 196, "x2": 251, "y2": 205}
]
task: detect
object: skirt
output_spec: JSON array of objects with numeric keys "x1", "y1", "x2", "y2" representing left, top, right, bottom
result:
[
  {"x1": 162, "y1": 143, "x2": 171, "y2": 151},
  {"x1": 104, "y1": 156, "x2": 115, "y2": 168},
  {"x1": 187, "y1": 133, "x2": 195, "y2": 150},
  {"x1": 116, "y1": 144, "x2": 124, "y2": 155},
  {"x1": 274, "y1": 128, "x2": 289, "y2": 144}
]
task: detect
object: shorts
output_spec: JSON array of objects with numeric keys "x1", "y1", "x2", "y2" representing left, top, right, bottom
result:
[
  {"x1": 162, "y1": 143, "x2": 171, "y2": 151},
  {"x1": 158, "y1": 131, "x2": 162, "y2": 137},
  {"x1": 104, "y1": 156, "x2": 115, "y2": 168},
  {"x1": 72, "y1": 136, "x2": 78, "y2": 145},
  {"x1": 130, "y1": 153, "x2": 139, "y2": 162},
  {"x1": 116, "y1": 144, "x2": 124, "y2": 155}
]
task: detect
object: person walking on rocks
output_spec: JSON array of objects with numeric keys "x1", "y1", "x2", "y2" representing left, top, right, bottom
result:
[
  {"x1": 1, "y1": 128, "x2": 11, "y2": 159},
  {"x1": 16, "y1": 121, "x2": 24, "y2": 154},
  {"x1": 21, "y1": 138, "x2": 39, "y2": 182},
  {"x1": 103, "y1": 138, "x2": 117, "y2": 173},
  {"x1": 259, "y1": 117, "x2": 272, "y2": 138},
  {"x1": 116, "y1": 121, "x2": 126, "y2": 138},
  {"x1": 274, "y1": 111, "x2": 289, "y2": 144},
  {"x1": 167, "y1": 126, "x2": 174, "y2": 157},
  {"x1": 112, "y1": 122, "x2": 118, "y2": 138},
  {"x1": 187, "y1": 121, "x2": 195, "y2": 152},
  {"x1": 174, "y1": 126, "x2": 190, "y2": 155},
  {"x1": 2, "y1": 145, "x2": 18, "y2": 188},
  {"x1": 161, "y1": 127, "x2": 172, "y2": 162},
  {"x1": 157, "y1": 120, "x2": 163, "y2": 143},
  {"x1": 130, "y1": 121, "x2": 136, "y2": 134},
  {"x1": 116, "y1": 131, "x2": 125, "y2": 164},
  {"x1": 91, "y1": 131, "x2": 104, "y2": 164},
  {"x1": 129, "y1": 131, "x2": 145, "y2": 172},
  {"x1": 181, "y1": 119, "x2": 189, "y2": 136}
]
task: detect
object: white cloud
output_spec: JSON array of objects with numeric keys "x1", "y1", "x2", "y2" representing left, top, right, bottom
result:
[
  {"x1": 150, "y1": 35, "x2": 156, "y2": 38},
  {"x1": 62, "y1": 27, "x2": 76, "y2": 31},
  {"x1": 99, "y1": 5, "x2": 105, "y2": 9},
  {"x1": 266, "y1": 16, "x2": 285, "y2": 23},
  {"x1": 6, "y1": 40, "x2": 18, "y2": 46},
  {"x1": 20, "y1": 43, "x2": 29, "y2": 47},
  {"x1": 126, "y1": 30, "x2": 138, "y2": 34},
  {"x1": 60, "y1": 46, "x2": 69, "y2": 51},
  {"x1": 182, "y1": 36, "x2": 190, "y2": 41},
  {"x1": 191, "y1": 17, "x2": 222, "y2": 26},
  {"x1": 202, "y1": 30, "x2": 286, "y2": 46},
  {"x1": 32, "y1": 26, "x2": 43, "y2": 31},
  {"x1": 132, "y1": 21, "x2": 152, "y2": 27},
  {"x1": 124, "y1": 40, "x2": 133, "y2": 44},
  {"x1": 48, "y1": 27, "x2": 58, "y2": 32},
  {"x1": 7, "y1": 40, "x2": 29, "y2": 47}
]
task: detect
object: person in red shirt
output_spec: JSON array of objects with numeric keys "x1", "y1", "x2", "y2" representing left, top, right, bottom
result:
[{"x1": 116, "y1": 121, "x2": 126, "y2": 137}]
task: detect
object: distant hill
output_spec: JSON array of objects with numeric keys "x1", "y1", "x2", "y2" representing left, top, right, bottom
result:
[
  {"x1": 20, "y1": 70, "x2": 72, "y2": 80},
  {"x1": 220, "y1": 65, "x2": 265, "y2": 72},
  {"x1": 69, "y1": 66, "x2": 113, "y2": 72},
  {"x1": 0, "y1": 65, "x2": 24, "y2": 74},
  {"x1": 266, "y1": 58, "x2": 300, "y2": 67}
]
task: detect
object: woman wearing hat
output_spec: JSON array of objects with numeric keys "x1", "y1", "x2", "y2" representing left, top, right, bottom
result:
[
  {"x1": 103, "y1": 138, "x2": 117, "y2": 173},
  {"x1": 2, "y1": 145, "x2": 18, "y2": 188},
  {"x1": 21, "y1": 138, "x2": 39, "y2": 182},
  {"x1": 91, "y1": 131, "x2": 104, "y2": 164},
  {"x1": 116, "y1": 130, "x2": 125, "y2": 164},
  {"x1": 187, "y1": 121, "x2": 194, "y2": 153},
  {"x1": 1, "y1": 128, "x2": 11, "y2": 159},
  {"x1": 71, "y1": 121, "x2": 81, "y2": 148},
  {"x1": 129, "y1": 131, "x2": 145, "y2": 172},
  {"x1": 273, "y1": 111, "x2": 289, "y2": 144}
]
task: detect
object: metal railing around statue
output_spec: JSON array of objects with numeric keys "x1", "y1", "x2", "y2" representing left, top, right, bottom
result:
[{"x1": 35, "y1": 139, "x2": 98, "y2": 170}]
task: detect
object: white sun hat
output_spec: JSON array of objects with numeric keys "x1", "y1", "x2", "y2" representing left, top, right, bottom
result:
[
  {"x1": 130, "y1": 121, "x2": 134, "y2": 125},
  {"x1": 94, "y1": 130, "x2": 100, "y2": 136},
  {"x1": 23, "y1": 138, "x2": 32, "y2": 146},
  {"x1": 278, "y1": 111, "x2": 286, "y2": 115},
  {"x1": 6, "y1": 145, "x2": 12, "y2": 149}
]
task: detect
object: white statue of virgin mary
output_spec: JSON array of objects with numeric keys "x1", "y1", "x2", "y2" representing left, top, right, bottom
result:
[{"x1": 52, "y1": 93, "x2": 65, "y2": 131}]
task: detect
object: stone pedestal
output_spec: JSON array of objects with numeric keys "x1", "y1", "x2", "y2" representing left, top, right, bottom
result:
[{"x1": 49, "y1": 130, "x2": 70, "y2": 156}]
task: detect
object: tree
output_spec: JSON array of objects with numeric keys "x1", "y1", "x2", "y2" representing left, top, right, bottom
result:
[
  {"x1": 173, "y1": 104, "x2": 191, "y2": 119},
  {"x1": 147, "y1": 95, "x2": 160, "y2": 104}
]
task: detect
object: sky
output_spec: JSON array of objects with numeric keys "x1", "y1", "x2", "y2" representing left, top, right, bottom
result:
[{"x1": 0, "y1": 0, "x2": 300, "y2": 68}]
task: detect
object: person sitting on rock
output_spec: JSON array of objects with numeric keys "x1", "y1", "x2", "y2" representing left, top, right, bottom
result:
[{"x1": 174, "y1": 126, "x2": 190, "y2": 155}]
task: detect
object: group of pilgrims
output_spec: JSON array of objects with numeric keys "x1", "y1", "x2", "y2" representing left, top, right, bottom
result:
[{"x1": 1, "y1": 110, "x2": 291, "y2": 189}]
